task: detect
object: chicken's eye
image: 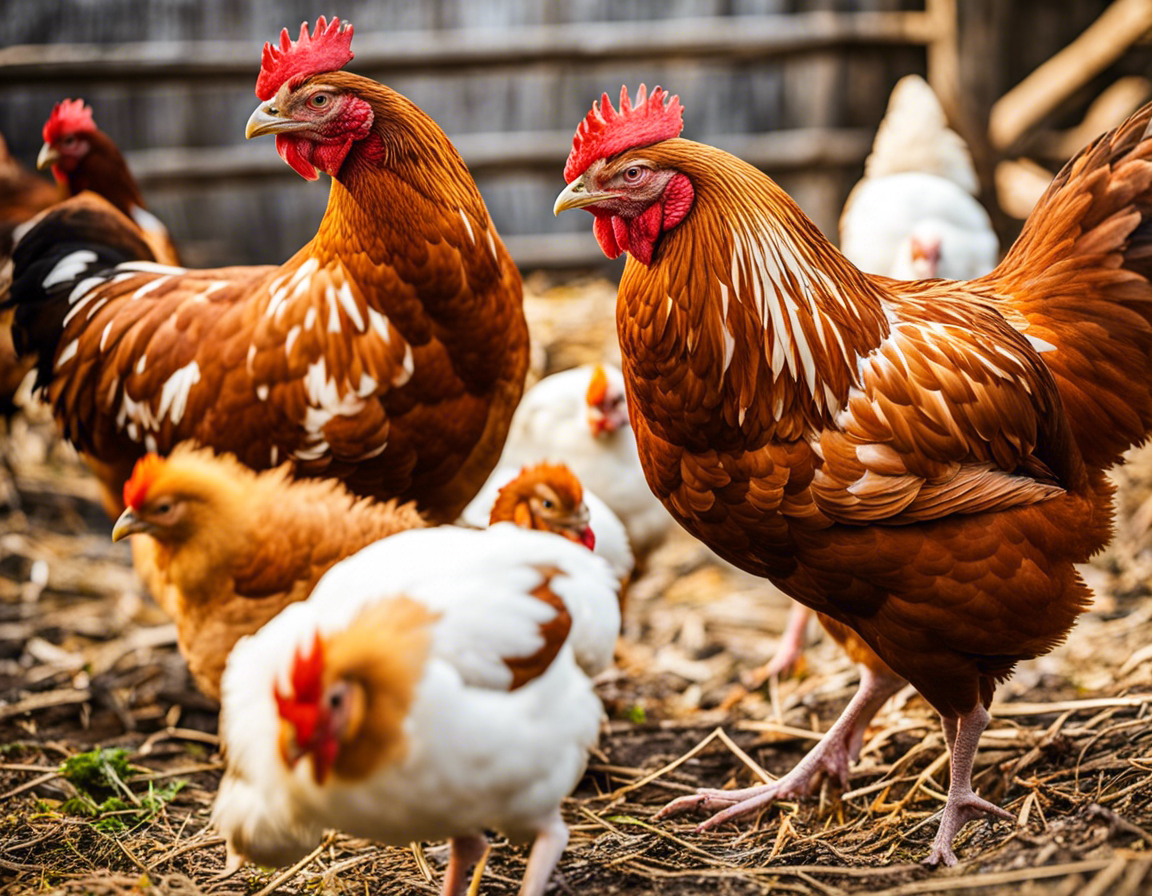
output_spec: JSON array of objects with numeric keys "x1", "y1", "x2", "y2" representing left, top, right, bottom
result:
[
  {"x1": 153, "y1": 501, "x2": 173, "y2": 516},
  {"x1": 309, "y1": 93, "x2": 331, "y2": 109},
  {"x1": 541, "y1": 498, "x2": 554, "y2": 510},
  {"x1": 623, "y1": 166, "x2": 645, "y2": 184}
]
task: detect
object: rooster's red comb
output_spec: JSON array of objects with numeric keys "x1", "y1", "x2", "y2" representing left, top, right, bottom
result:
[
  {"x1": 255, "y1": 16, "x2": 354, "y2": 101},
  {"x1": 564, "y1": 85, "x2": 684, "y2": 183},
  {"x1": 42, "y1": 98, "x2": 96, "y2": 145},
  {"x1": 123, "y1": 454, "x2": 167, "y2": 510}
]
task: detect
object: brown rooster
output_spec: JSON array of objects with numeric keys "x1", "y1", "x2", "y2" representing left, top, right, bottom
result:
[
  {"x1": 554, "y1": 85, "x2": 1150, "y2": 864},
  {"x1": 37, "y1": 99, "x2": 180, "y2": 265},
  {"x1": 111, "y1": 445, "x2": 428, "y2": 698},
  {"x1": 6, "y1": 17, "x2": 528, "y2": 523}
]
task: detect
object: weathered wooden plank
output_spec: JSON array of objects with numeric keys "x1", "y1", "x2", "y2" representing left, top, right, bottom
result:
[
  {"x1": 0, "y1": 12, "x2": 937, "y2": 85},
  {"x1": 989, "y1": 0, "x2": 1152, "y2": 150},
  {"x1": 125, "y1": 128, "x2": 875, "y2": 190}
]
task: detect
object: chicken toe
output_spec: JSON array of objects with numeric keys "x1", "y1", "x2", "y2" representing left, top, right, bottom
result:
[{"x1": 659, "y1": 664, "x2": 904, "y2": 829}]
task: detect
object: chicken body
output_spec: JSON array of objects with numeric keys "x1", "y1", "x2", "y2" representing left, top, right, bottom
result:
[
  {"x1": 767, "y1": 76, "x2": 999, "y2": 680},
  {"x1": 7, "y1": 22, "x2": 527, "y2": 523},
  {"x1": 111, "y1": 446, "x2": 427, "y2": 698},
  {"x1": 0, "y1": 130, "x2": 63, "y2": 414},
  {"x1": 495, "y1": 363, "x2": 671, "y2": 552},
  {"x1": 213, "y1": 524, "x2": 619, "y2": 896},
  {"x1": 555, "y1": 86, "x2": 1151, "y2": 863}
]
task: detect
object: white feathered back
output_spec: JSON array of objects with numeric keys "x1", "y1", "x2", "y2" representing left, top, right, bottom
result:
[{"x1": 864, "y1": 75, "x2": 980, "y2": 196}]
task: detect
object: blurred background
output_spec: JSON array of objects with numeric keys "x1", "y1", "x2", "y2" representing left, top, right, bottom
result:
[{"x1": 1, "y1": 0, "x2": 1150, "y2": 272}]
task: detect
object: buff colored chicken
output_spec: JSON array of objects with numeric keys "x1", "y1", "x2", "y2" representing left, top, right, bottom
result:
[
  {"x1": 111, "y1": 446, "x2": 427, "y2": 698},
  {"x1": 462, "y1": 461, "x2": 634, "y2": 589}
]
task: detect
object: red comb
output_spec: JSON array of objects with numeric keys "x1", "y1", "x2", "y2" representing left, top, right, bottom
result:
[
  {"x1": 274, "y1": 632, "x2": 326, "y2": 747},
  {"x1": 42, "y1": 98, "x2": 96, "y2": 145},
  {"x1": 564, "y1": 85, "x2": 684, "y2": 183},
  {"x1": 122, "y1": 454, "x2": 166, "y2": 510},
  {"x1": 255, "y1": 16, "x2": 355, "y2": 101},
  {"x1": 585, "y1": 364, "x2": 608, "y2": 408}
]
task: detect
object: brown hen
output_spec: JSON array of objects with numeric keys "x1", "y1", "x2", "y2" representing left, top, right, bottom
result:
[
  {"x1": 37, "y1": 99, "x2": 180, "y2": 265},
  {"x1": 111, "y1": 445, "x2": 428, "y2": 699},
  {"x1": 7, "y1": 18, "x2": 527, "y2": 523},
  {"x1": 555, "y1": 85, "x2": 1149, "y2": 864}
]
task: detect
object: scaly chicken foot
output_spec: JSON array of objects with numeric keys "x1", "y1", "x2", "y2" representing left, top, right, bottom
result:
[
  {"x1": 658, "y1": 664, "x2": 905, "y2": 830},
  {"x1": 925, "y1": 704, "x2": 1014, "y2": 867},
  {"x1": 741, "y1": 604, "x2": 812, "y2": 688},
  {"x1": 442, "y1": 833, "x2": 488, "y2": 896},
  {"x1": 519, "y1": 810, "x2": 570, "y2": 896}
]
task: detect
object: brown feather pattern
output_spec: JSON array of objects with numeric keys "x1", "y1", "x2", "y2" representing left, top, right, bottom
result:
[
  {"x1": 604, "y1": 118, "x2": 1149, "y2": 715},
  {"x1": 34, "y1": 73, "x2": 528, "y2": 523}
]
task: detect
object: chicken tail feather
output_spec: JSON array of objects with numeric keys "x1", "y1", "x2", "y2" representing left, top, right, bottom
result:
[{"x1": 985, "y1": 101, "x2": 1152, "y2": 469}]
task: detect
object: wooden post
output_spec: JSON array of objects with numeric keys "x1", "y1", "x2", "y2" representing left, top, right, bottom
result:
[{"x1": 929, "y1": 0, "x2": 1014, "y2": 244}]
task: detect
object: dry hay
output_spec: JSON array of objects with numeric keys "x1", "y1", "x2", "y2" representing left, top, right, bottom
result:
[{"x1": 3, "y1": 286, "x2": 1152, "y2": 895}]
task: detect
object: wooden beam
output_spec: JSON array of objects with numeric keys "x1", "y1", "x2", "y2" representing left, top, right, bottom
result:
[
  {"x1": 989, "y1": 0, "x2": 1152, "y2": 151},
  {"x1": 0, "y1": 12, "x2": 937, "y2": 86},
  {"x1": 126, "y1": 128, "x2": 875, "y2": 191}
]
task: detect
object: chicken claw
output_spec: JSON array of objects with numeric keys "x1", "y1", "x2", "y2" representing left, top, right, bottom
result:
[{"x1": 658, "y1": 665, "x2": 904, "y2": 830}]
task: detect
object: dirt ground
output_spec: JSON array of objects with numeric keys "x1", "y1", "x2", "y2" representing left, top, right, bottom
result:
[{"x1": 4, "y1": 279, "x2": 1152, "y2": 896}]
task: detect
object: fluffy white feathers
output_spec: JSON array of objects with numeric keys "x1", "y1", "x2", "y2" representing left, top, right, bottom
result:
[
  {"x1": 213, "y1": 525, "x2": 620, "y2": 884},
  {"x1": 840, "y1": 75, "x2": 999, "y2": 281}
]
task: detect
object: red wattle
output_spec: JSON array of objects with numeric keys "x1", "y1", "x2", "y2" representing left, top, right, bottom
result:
[
  {"x1": 626, "y1": 202, "x2": 664, "y2": 265},
  {"x1": 276, "y1": 135, "x2": 320, "y2": 181},
  {"x1": 593, "y1": 214, "x2": 621, "y2": 258},
  {"x1": 611, "y1": 215, "x2": 630, "y2": 254},
  {"x1": 580, "y1": 527, "x2": 596, "y2": 550}
]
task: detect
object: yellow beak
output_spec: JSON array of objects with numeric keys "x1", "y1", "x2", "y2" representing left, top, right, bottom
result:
[
  {"x1": 245, "y1": 103, "x2": 313, "y2": 140},
  {"x1": 111, "y1": 508, "x2": 151, "y2": 542},
  {"x1": 36, "y1": 142, "x2": 59, "y2": 171},
  {"x1": 553, "y1": 175, "x2": 604, "y2": 215}
]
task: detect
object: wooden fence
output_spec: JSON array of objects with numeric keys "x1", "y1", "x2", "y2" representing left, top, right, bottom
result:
[{"x1": 0, "y1": 0, "x2": 1144, "y2": 270}]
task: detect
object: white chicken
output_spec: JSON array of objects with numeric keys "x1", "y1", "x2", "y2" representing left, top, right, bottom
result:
[
  {"x1": 462, "y1": 462, "x2": 634, "y2": 588},
  {"x1": 494, "y1": 363, "x2": 671, "y2": 554},
  {"x1": 212, "y1": 524, "x2": 620, "y2": 896},
  {"x1": 839, "y1": 74, "x2": 999, "y2": 280}
]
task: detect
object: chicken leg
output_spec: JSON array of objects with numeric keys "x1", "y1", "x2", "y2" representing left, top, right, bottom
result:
[
  {"x1": 742, "y1": 603, "x2": 812, "y2": 688},
  {"x1": 925, "y1": 704, "x2": 1014, "y2": 866},
  {"x1": 658, "y1": 664, "x2": 905, "y2": 828},
  {"x1": 519, "y1": 811, "x2": 570, "y2": 896},
  {"x1": 441, "y1": 834, "x2": 488, "y2": 896}
]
